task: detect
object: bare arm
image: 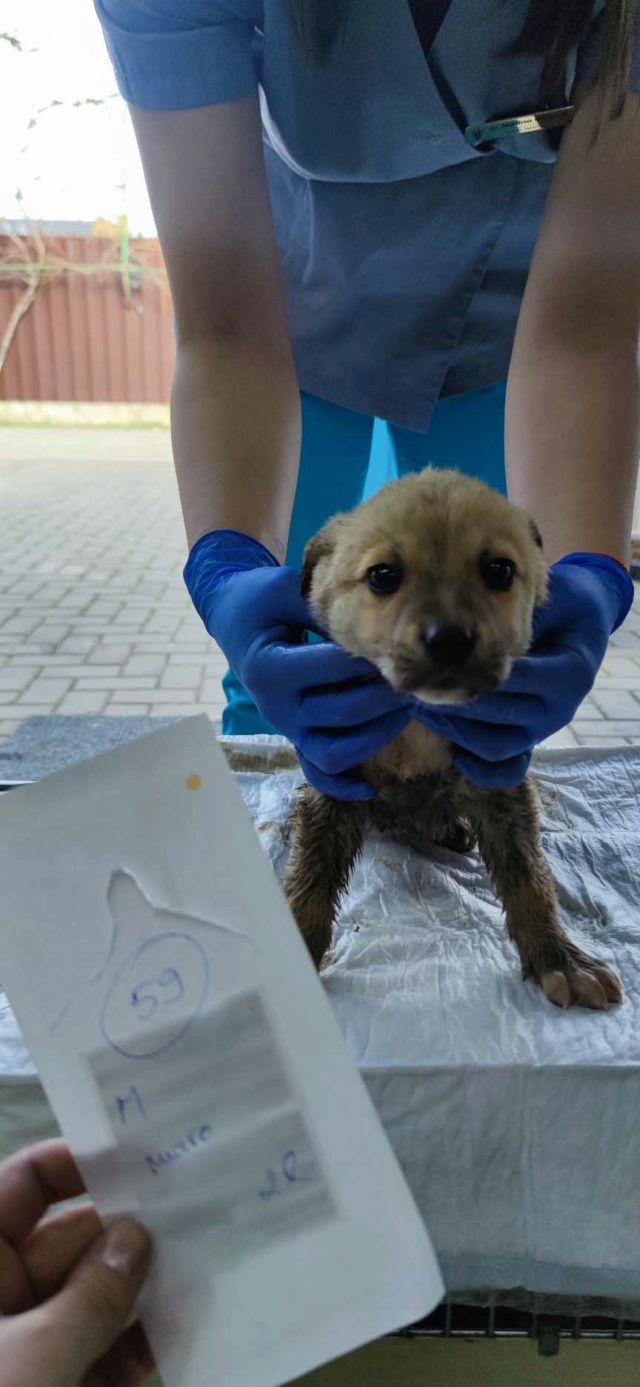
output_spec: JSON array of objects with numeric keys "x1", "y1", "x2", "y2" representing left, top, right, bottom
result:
[
  {"x1": 130, "y1": 97, "x2": 300, "y2": 556},
  {"x1": 506, "y1": 89, "x2": 640, "y2": 564}
]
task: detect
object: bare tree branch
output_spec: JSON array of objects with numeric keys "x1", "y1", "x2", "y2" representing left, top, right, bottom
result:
[
  {"x1": 0, "y1": 278, "x2": 39, "y2": 375},
  {"x1": 28, "y1": 93, "x2": 119, "y2": 130},
  {"x1": 0, "y1": 211, "x2": 47, "y2": 374}
]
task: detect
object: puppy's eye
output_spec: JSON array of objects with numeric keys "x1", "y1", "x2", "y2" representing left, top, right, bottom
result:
[
  {"x1": 366, "y1": 563, "x2": 404, "y2": 596},
  {"x1": 480, "y1": 555, "x2": 516, "y2": 592}
]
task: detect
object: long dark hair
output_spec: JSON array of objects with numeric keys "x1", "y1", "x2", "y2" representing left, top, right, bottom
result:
[{"x1": 285, "y1": 0, "x2": 635, "y2": 119}]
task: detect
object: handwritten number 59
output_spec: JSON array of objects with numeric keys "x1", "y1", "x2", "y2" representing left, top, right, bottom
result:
[{"x1": 130, "y1": 967, "x2": 184, "y2": 1022}]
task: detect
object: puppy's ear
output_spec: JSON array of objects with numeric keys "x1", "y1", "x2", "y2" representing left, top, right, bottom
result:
[
  {"x1": 526, "y1": 517, "x2": 549, "y2": 605},
  {"x1": 300, "y1": 517, "x2": 342, "y2": 598}
]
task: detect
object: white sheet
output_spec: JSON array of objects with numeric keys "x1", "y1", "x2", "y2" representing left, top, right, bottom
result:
[{"x1": 2, "y1": 742, "x2": 640, "y2": 1300}]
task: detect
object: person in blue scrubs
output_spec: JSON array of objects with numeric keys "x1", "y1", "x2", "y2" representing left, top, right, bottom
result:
[{"x1": 97, "y1": 0, "x2": 637, "y2": 798}]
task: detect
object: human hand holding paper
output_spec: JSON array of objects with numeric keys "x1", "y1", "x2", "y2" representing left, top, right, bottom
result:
[{"x1": 0, "y1": 1139, "x2": 154, "y2": 1387}]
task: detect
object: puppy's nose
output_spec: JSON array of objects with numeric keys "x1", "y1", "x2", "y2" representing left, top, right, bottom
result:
[{"x1": 423, "y1": 623, "x2": 477, "y2": 668}]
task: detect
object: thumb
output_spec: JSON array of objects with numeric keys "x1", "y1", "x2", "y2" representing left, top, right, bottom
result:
[
  {"x1": 32, "y1": 1218, "x2": 151, "y2": 1386},
  {"x1": 263, "y1": 566, "x2": 319, "y2": 633}
]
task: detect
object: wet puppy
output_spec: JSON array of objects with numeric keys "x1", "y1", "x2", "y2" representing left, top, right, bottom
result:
[{"x1": 283, "y1": 468, "x2": 622, "y2": 1011}]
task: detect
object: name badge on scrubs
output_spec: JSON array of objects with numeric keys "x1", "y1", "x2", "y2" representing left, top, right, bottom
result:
[{"x1": 465, "y1": 105, "x2": 575, "y2": 149}]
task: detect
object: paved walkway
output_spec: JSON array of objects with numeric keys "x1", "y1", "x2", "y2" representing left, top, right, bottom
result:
[{"x1": 1, "y1": 427, "x2": 639, "y2": 751}]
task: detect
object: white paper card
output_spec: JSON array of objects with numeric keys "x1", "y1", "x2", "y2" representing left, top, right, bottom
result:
[{"x1": 0, "y1": 718, "x2": 442, "y2": 1387}]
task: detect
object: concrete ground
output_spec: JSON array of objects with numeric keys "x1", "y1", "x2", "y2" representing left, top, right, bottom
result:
[{"x1": 1, "y1": 426, "x2": 639, "y2": 750}]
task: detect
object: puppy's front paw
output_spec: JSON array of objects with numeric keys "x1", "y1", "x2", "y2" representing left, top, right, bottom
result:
[{"x1": 538, "y1": 950, "x2": 623, "y2": 1011}]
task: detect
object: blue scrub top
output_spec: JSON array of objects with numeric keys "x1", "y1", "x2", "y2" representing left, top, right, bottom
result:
[{"x1": 96, "y1": 0, "x2": 640, "y2": 430}]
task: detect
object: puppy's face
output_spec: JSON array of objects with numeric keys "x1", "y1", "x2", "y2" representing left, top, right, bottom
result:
[{"x1": 301, "y1": 469, "x2": 548, "y2": 705}]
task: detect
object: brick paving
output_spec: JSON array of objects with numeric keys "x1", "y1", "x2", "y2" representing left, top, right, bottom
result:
[
  {"x1": 0, "y1": 428, "x2": 226, "y2": 737},
  {"x1": 0, "y1": 426, "x2": 639, "y2": 752}
]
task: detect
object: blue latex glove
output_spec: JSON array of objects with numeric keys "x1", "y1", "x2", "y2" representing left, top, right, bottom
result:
[
  {"x1": 184, "y1": 529, "x2": 412, "y2": 801},
  {"x1": 413, "y1": 553, "x2": 635, "y2": 789}
]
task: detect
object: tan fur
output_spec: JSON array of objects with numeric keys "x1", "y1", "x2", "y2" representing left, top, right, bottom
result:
[
  {"x1": 302, "y1": 469, "x2": 548, "y2": 708},
  {"x1": 285, "y1": 468, "x2": 622, "y2": 1010}
]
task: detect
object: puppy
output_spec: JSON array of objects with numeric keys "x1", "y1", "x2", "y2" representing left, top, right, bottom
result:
[{"x1": 283, "y1": 468, "x2": 622, "y2": 1011}]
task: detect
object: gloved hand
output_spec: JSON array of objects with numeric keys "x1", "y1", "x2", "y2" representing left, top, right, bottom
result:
[
  {"x1": 412, "y1": 553, "x2": 635, "y2": 789},
  {"x1": 184, "y1": 529, "x2": 412, "y2": 800}
]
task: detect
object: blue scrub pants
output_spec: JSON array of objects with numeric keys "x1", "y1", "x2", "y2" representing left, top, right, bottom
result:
[{"x1": 222, "y1": 381, "x2": 507, "y2": 735}]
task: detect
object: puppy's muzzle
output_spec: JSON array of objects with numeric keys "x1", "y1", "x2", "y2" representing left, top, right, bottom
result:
[{"x1": 423, "y1": 623, "x2": 477, "y2": 669}]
